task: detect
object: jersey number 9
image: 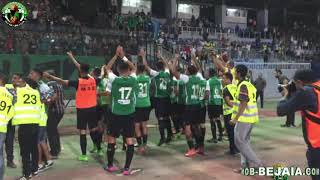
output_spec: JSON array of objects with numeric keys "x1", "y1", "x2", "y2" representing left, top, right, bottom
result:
[{"x1": 0, "y1": 101, "x2": 12, "y2": 113}]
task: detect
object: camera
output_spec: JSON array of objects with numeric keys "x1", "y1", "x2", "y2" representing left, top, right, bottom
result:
[{"x1": 278, "y1": 81, "x2": 297, "y2": 97}]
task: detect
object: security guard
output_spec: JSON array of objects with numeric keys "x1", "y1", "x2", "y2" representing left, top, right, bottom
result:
[
  {"x1": 0, "y1": 73, "x2": 14, "y2": 180},
  {"x1": 230, "y1": 65, "x2": 262, "y2": 172},
  {"x1": 12, "y1": 77, "x2": 42, "y2": 180},
  {"x1": 222, "y1": 72, "x2": 239, "y2": 155},
  {"x1": 4, "y1": 73, "x2": 22, "y2": 169}
]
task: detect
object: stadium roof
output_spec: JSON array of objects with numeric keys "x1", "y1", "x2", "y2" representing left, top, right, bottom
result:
[{"x1": 178, "y1": 0, "x2": 320, "y2": 8}]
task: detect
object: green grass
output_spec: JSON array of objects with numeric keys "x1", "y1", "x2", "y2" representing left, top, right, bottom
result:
[
  {"x1": 58, "y1": 101, "x2": 281, "y2": 127},
  {"x1": 6, "y1": 115, "x2": 303, "y2": 178},
  {"x1": 261, "y1": 100, "x2": 279, "y2": 110},
  {"x1": 6, "y1": 100, "x2": 304, "y2": 179}
]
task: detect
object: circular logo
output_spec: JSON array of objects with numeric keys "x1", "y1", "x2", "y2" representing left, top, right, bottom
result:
[
  {"x1": 2, "y1": 2, "x2": 28, "y2": 27},
  {"x1": 273, "y1": 163, "x2": 289, "y2": 180}
]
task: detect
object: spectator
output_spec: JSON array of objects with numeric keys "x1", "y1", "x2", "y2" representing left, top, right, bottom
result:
[
  {"x1": 45, "y1": 71, "x2": 65, "y2": 159},
  {"x1": 274, "y1": 69, "x2": 296, "y2": 128},
  {"x1": 32, "y1": 8, "x2": 38, "y2": 22},
  {"x1": 254, "y1": 73, "x2": 266, "y2": 108},
  {"x1": 5, "y1": 34, "x2": 13, "y2": 53}
]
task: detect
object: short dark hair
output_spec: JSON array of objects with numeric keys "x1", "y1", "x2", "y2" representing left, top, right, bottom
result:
[
  {"x1": 137, "y1": 64, "x2": 145, "y2": 74},
  {"x1": 92, "y1": 67, "x2": 101, "y2": 77},
  {"x1": 293, "y1": 69, "x2": 318, "y2": 84},
  {"x1": 229, "y1": 60, "x2": 234, "y2": 67},
  {"x1": 235, "y1": 64, "x2": 248, "y2": 78},
  {"x1": 12, "y1": 73, "x2": 23, "y2": 78},
  {"x1": 208, "y1": 68, "x2": 216, "y2": 77},
  {"x1": 155, "y1": 61, "x2": 165, "y2": 71},
  {"x1": 275, "y1": 68, "x2": 282, "y2": 75},
  {"x1": 23, "y1": 77, "x2": 38, "y2": 89},
  {"x1": 0, "y1": 73, "x2": 8, "y2": 84},
  {"x1": 32, "y1": 68, "x2": 43, "y2": 77},
  {"x1": 187, "y1": 65, "x2": 198, "y2": 75},
  {"x1": 46, "y1": 71, "x2": 56, "y2": 76},
  {"x1": 118, "y1": 61, "x2": 130, "y2": 72},
  {"x1": 80, "y1": 63, "x2": 90, "y2": 73},
  {"x1": 224, "y1": 72, "x2": 233, "y2": 82}
]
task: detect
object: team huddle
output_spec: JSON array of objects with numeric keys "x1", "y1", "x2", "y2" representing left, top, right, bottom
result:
[{"x1": 0, "y1": 45, "x2": 261, "y2": 179}]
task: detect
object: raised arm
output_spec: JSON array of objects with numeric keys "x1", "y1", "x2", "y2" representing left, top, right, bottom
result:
[
  {"x1": 141, "y1": 49, "x2": 152, "y2": 73},
  {"x1": 67, "y1": 51, "x2": 81, "y2": 71},
  {"x1": 191, "y1": 53, "x2": 202, "y2": 73},
  {"x1": 157, "y1": 50, "x2": 169, "y2": 69},
  {"x1": 100, "y1": 65, "x2": 106, "y2": 78},
  {"x1": 171, "y1": 54, "x2": 180, "y2": 80},
  {"x1": 43, "y1": 72, "x2": 69, "y2": 87},
  {"x1": 211, "y1": 53, "x2": 226, "y2": 72},
  {"x1": 120, "y1": 47, "x2": 136, "y2": 73},
  {"x1": 126, "y1": 59, "x2": 136, "y2": 74},
  {"x1": 105, "y1": 46, "x2": 121, "y2": 73}
]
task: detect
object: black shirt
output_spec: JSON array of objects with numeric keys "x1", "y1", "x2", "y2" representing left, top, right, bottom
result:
[
  {"x1": 223, "y1": 87, "x2": 233, "y2": 100},
  {"x1": 277, "y1": 74, "x2": 289, "y2": 85},
  {"x1": 277, "y1": 85, "x2": 319, "y2": 148},
  {"x1": 277, "y1": 86, "x2": 318, "y2": 116}
]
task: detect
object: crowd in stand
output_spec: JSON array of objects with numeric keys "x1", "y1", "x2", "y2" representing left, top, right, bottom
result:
[
  {"x1": 115, "y1": 10, "x2": 153, "y2": 33},
  {"x1": 0, "y1": 1, "x2": 149, "y2": 57},
  {"x1": 1, "y1": 0, "x2": 319, "y2": 63},
  {"x1": 158, "y1": 17, "x2": 320, "y2": 63},
  {"x1": 0, "y1": 29, "x2": 143, "y2": 57}
]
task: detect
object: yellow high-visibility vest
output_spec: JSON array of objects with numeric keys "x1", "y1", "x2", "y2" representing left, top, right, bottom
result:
[
  {"x1": 0, "y1": 87, "x2": 14, "y2": 132},
  {"x1": 12, "y1": 86, "x2": 41, "y2": 125},
  {"x1": 5, "y1": 84, "x2": 14, "y2": 89},
  {"x1": 223, "y1": 84, "x2": 237, "y2": 115},
  {"x1": 39, "y1": 103, "x2": 47, "y2": 127},
  {"x1": 231, "y1": 80, "x2": 259, "y2": 123},
  {"x1": 230, "y1": 68, "x2": 238, "y2": 85}
]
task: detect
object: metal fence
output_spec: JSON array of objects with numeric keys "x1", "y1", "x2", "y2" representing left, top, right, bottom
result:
[
  {"x1": 179, "y1": 26, "x2": 274, "y2": 40},
  {"x1": 233, "y1": 62, "x2": 311, "y2": 70}
]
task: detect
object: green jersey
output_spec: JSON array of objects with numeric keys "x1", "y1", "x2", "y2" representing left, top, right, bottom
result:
[
  {"x1": 108, "y1": 74, "x2": 138, "y2": 115},
  {"x1": 199, "y1": 79, "x2": 207, "y2": 108},
  {"x1": 207, "y1": 76, "x2": 223, "y2": 105},
  {"x1": 182, "y1": 75, "x2": 201, "y2": 105},
  {"x1": 169, "y1": 77, "x2": 179, "y2": 104},
  {"x1": 152, "y1": 70, "x2": 170, "y2": 98},
  {"x1": 136, "y1": 74, "x2": 151, "y2": 108},
  {"x1": 97, "y1": 78, "x2": 110, "y2": 106},
  {"x1": 177, "y1": 80, "x2": 185, "y2": 105}
]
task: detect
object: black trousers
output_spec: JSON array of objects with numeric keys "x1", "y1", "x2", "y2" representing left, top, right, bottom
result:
[
  {"x1": 285, "y1": 112, "x2": 295, "y2": 126},
  {"x1": 18, "y1": 124, "x2": 39, "y2": 176},
  {"x1": 5, "y1": 120, "x2": 15, "y2": 162},
  {"x1": 224, "y1": 114, "x2": 238, "y2": 153},
  {"x1": 47, "y1": 110, "x2": 64, "y2": 156},
  {"x1": 306, "y1": 147, "x2": 320, "y2": 180},
  {"x1": 256, "y1": 90, "x2": 264, "y2": 108}
]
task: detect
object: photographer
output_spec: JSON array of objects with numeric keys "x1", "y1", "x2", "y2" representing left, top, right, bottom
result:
[
  {"x1": 277, "y1": 69, "x2": 320, "y2": 180},
  {"x1": 274, "y1": 68, "x2": 296, "y2": 127}
]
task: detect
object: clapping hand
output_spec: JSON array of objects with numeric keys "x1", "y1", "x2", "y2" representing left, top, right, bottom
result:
[{"x1": 66, "y1": 51, "x2": 73, "y2": 57}]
